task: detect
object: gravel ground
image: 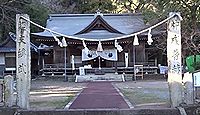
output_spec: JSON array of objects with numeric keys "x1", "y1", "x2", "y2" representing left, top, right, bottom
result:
[
  {"x1": 114, "y1": 80, "x2": 171, "y2": 108},
  {"x1": 29, "y1": 78, "x2": 171, "y2": 109},
  {"x1": 30, "y1": 77, "x2": 87, "y2": 110}
]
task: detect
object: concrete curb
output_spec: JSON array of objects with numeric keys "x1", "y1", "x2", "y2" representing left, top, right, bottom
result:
[
  {"x1": 64, "y1": 83, "x2": 88, "y2": 109},
  {"x1": 112, "y1": 82, "x2": 134, "y2": 109}
]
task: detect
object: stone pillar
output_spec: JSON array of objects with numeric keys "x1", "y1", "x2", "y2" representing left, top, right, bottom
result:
[
  {"x1": 183, "y1": 72, "x2": 194, "y2": 104},
  {"x1": 4, "y1": 75, "x2": 14, "y2": 107},
  {"x1": 0, "y1": 79, "x2": 3, "y2": 104},
  {"x1": 167, "y1": 12, "x2": 183, "y2": 107},
  {"x1": 16, "y1": 14, "x2": 31, "y2": 109}
]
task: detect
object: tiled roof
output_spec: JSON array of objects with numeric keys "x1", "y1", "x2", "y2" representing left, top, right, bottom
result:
[
  {"x1": 0, "y1": 47, "x2": 16, "y2": 53},
  {"x1": 0, "y1": 32, "x2": 38, "y2": 52},
  {"x1": 33, "y1": 13, "x2": 149, "y2": 40}
]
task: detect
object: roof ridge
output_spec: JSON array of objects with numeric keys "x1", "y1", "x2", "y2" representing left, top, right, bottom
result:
[{"x1": 49, "y1": 13, "x2": 142, "y2": 17}]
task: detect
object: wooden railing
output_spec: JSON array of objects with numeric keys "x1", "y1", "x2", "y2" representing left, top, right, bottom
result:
[
  {"x1": 41, "y1": 62, "x2": 158, "y2": 77},
  {"x1": 3, "y1": 68, "x2": 16, "y2": 76}
]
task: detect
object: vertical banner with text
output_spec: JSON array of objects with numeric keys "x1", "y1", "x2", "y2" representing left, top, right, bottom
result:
[
  {"x1": 167, "y1": 12, "x2": 183, "y2": 107},
  {"x1": 16, "y1": 14, "x2": 31, "y2": 109}
]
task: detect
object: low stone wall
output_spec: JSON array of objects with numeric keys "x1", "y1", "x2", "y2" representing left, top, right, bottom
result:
[
  {"x1": 0, "y1": 108, "x2": 180, "y2": 115},
  {"x1": 124, "y1": 74, "x2": 166, "y2": 81},
  {"x1": 2, "y1": 106, "x2": 200, "y2": 115}
]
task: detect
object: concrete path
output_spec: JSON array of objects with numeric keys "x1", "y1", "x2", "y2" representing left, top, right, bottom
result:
[{"x1": 69, "y1": 82, "x2": 130, "y2": 109}]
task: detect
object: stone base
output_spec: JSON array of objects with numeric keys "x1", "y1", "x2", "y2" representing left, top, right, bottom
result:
[
  {"x1": 95, "y1": 69, "x2": 105, "y2": 75},
  {"x1": 75, "y1": 74, "x2": 123, "y2": 82}
]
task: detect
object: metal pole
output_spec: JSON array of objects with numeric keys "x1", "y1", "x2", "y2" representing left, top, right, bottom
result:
[{"x1": 64, "y1": 47, "x2": 67, "y2": 81}]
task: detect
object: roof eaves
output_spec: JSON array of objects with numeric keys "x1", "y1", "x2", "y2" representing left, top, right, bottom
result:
[{"x1": 0, "y1": 37, "x2": 11, "y2": 47}]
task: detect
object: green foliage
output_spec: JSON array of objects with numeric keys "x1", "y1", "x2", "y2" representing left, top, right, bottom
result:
[
  {"x1": 141, "y1": 0, "x2": 200, "y2": 56},
  {"x1": 142, "y1": 10, "x2": 159, "y2": 24},
  {"x1": 22, "y1": 3, "x2": 49, "y2": 32},
  {"x1": 0, "y1": 0, "x2": 48, "y2": 41},
  {"x1": 192, "y1": 61, "x2": 200, "y2": 71},
  {"x1": 73, "y1": 0, "x2": 117, "y2": 13}
]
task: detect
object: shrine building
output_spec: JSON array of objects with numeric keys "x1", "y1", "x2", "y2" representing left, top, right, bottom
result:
[{"x1": 0, "y1": 12, "x2": 167, "y2": 80}]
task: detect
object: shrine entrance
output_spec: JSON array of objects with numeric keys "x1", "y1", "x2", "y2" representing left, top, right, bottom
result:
[
  {"x1": 15, "y1": 12, "x2": 188, "y2": 109},
  {"x1": 92, "y1": 57, "x2": 106, "y2": 68}
]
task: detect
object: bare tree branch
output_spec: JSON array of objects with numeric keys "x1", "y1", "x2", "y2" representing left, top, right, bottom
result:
[
  {"x1": 178, "y1": 0, "x2": 191, "y2": 8},
  {"x1": 0, "y1": 6, "x2": 5, "y2": 23}
]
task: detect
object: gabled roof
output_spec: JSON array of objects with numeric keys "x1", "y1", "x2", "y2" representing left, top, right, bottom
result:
[
  {"x1": 33, "y1": 13, "x2": 148, "y2": 40},
  {"x1": 0, "y1": 32, "x2": 38, "y2": 53},
  {"x1": 75, "y1": 15, "x2": 124, "y2": 35}
]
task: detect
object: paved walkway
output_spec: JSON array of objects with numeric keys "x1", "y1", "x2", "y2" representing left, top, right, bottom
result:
[{"x1": 69, "y1": 82, "x2": 130, "y2": 109}]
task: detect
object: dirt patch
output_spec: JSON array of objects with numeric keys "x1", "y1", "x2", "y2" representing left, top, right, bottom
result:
[{"x1": 30, "y1": 77, "x2": 87, "y2": 110}]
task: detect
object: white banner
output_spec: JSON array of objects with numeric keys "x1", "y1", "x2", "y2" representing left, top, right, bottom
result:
[
  {"x1": 82, "y1": 49, "x2": 118, "y2": 61},
  {"x1": 82, "y1": 50, "x2": 98, "y2": 61},
  {"x1": 125, "y1": 53, "x2": 128, "y2": 68},
  {"x1": 71, "y1": 55, "x2": 75, "y2": 70}
]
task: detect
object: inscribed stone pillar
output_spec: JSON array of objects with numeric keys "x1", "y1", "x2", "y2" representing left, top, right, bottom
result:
[
  {"x1": 167, "y1": 12, "x2": 183, "y2": 107},
  {"x1": 16, "y1": 14, "x2": 31, "y2": 109}
]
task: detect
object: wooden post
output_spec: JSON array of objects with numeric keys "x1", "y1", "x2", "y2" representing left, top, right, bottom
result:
[
  {"x1": 4, "y1": 75, "x2": 14, "y2": 107},
  {"x1": 16, "y1": 14, "x2": 31, "y2": 109},
  {"x1": 114, "y1": 61, "x2": 118, "y2": 74},
  {"x1": 64, "y1": 47, "x2": 67, "y2": 81},
  {"x1": 133, "y1": 45, "x2": 136, "y2": 81},
  {"x1": 167, "y1": 12, "x2": 183, "y2": 107},
  {"x1": 155, "y1": 57, "x2": 158, "y2": 74}
]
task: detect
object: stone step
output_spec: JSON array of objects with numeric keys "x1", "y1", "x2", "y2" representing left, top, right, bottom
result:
[{"x1": 75, "y1": 74, "x2": 124, "y2": 82}]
